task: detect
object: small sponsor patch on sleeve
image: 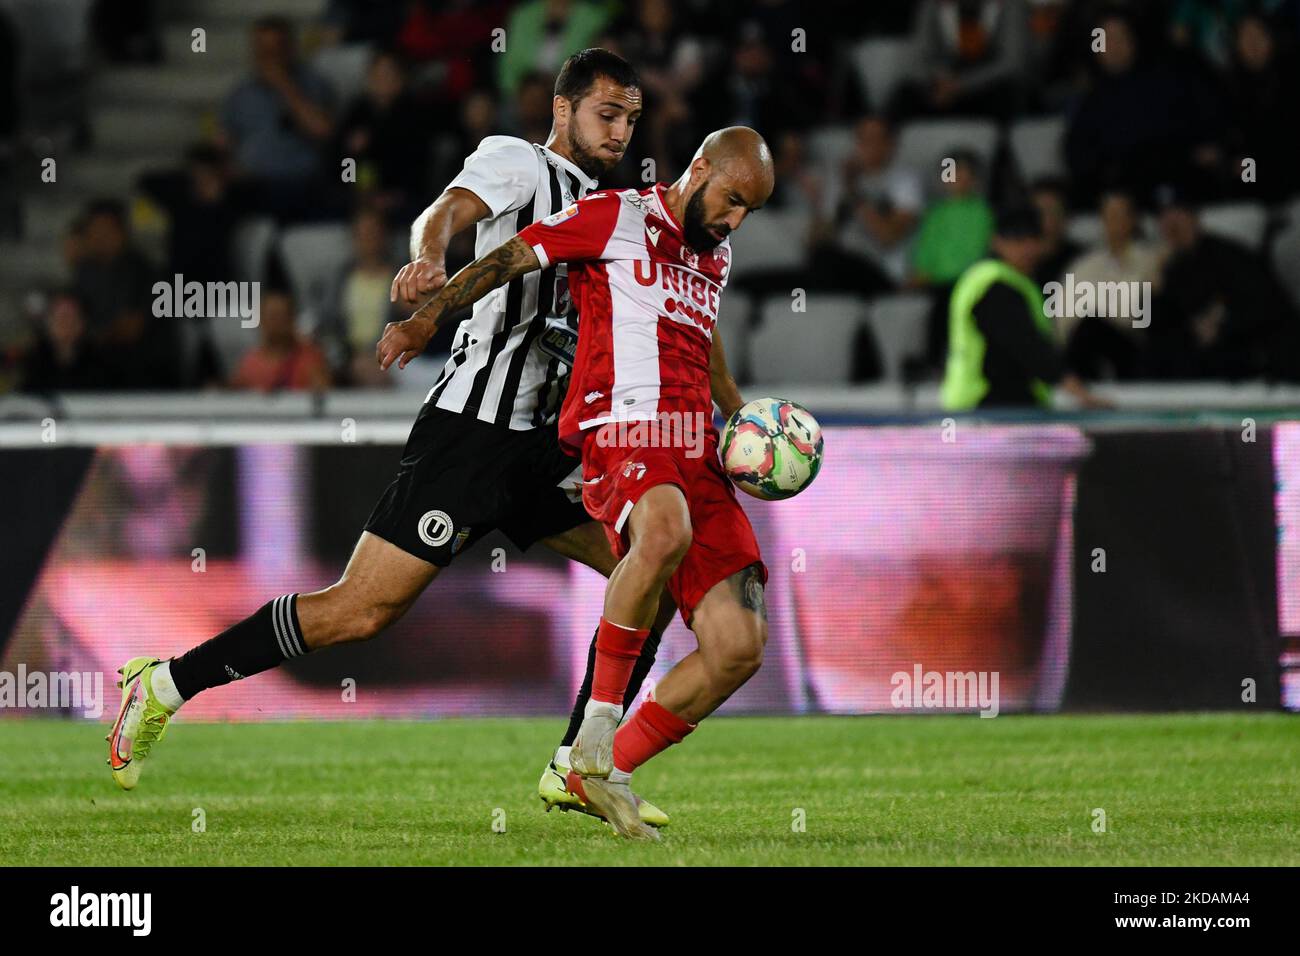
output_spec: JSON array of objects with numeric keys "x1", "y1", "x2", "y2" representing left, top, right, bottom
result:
[{"x1": 541, "y1": 203, "x2": 580, "y2": 226}]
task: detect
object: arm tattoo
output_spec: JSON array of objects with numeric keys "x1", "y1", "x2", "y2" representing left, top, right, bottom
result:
[
  {"x1": 732, "y1": 562, "x2": 767, "y2": 620},
  {"x1": 412, "y1": 235, "x2": 540, "y2": 331}
]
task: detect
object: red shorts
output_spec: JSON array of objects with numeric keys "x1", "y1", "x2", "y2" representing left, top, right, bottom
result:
[{"x1": 580, "y1": 427, "x2": 767, "y2": 624}]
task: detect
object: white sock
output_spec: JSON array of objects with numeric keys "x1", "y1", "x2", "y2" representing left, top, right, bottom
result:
[
  {"x1": 554, "y1": 745, "x2": 572, "y2": 769},
  {"x1": 149, "y1": 661, "x2": 185, "y2": 712},
  {"x1": 584, "y1": 699, "x2": 623, "y2": 721}
]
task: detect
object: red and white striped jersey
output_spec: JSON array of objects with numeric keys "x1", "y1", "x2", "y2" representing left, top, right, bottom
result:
[{"x1": 517, "y1": 183, "x2": 733, "y2": 451}]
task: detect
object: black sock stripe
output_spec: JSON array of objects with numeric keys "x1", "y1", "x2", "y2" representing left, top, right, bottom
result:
[
  {"x1": 285, "y1": 594, "x2": 305, "y2": 656},
  {"x1": 283, "y1": 595, "x2": 297, "y2": 658},
  {"x1": 277, "y1": 595, "x2": 299, "y2": 659},
  {"x1": 270, "y1": 596, "x2": 292, "y2": 659}
]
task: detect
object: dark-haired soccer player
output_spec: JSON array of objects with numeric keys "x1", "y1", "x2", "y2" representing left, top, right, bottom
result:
[
  {"x1": 108, "y1": 50, "x2": 743, "y2": 832},
  {"x1": 376, "y1": 127, "x2": 776, "y2": 840}
]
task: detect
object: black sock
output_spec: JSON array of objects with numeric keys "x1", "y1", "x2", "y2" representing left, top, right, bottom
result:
[
  {"x1": 169, "y1": 594, "x2": 308, "y2": 701},
  {"x1": 559, "y1": 624, "x2": 664, "y2": 749}
]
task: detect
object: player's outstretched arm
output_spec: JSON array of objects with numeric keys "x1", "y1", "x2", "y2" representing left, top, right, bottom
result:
[
  {"x1": 377, "y1": 235, "x2": 541, "y2": 371},
  {"x1": 391, "y1": 187, "x2": 492, "y2": 307},
  {"x1": 709, "y1": 327, "x2": 744, "y2": 419}
]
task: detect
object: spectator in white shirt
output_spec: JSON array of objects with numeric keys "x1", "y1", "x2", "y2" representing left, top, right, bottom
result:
[
  {"x1": 832, "y1": 115, "x2": 924, "y2": 289},
  {"x1": 1060, "y1": 189, "x2": 1161, "y2": 379}
]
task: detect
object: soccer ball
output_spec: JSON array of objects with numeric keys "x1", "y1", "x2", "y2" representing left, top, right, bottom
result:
[{"x1": 720, "y1": 397, "x2": 824, "y2": 500}]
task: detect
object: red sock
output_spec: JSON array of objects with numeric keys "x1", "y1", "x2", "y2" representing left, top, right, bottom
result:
[
  {"x1": 613, "y1": 699, "x2": 695, "y2": 773},
  {"x1": 591, "y1": 617, "x2": 650, "y2": 705}
]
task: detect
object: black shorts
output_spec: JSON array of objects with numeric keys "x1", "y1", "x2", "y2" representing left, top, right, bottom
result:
[{"x1": 364, "y1": 403, "x2": 589, "y2": 566}]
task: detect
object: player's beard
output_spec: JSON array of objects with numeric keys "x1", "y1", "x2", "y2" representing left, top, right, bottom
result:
[
  {"x1": 683, "y1": 180, "x2": 728, "y2": 252},
  {"x1": 567, "y1": 123, "x2": 619, "y2": 180}
]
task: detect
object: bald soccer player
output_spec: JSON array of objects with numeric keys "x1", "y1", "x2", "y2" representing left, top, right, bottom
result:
[
  {"x1": 378, "y1": 127, "x2": 777, "y2": 840},
  {"x1": 106, "y1": 51, "x2": 730, "y2": 834}
]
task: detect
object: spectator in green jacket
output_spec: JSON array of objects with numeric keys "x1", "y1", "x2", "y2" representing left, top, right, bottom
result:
[
  {"x1": 910, "y1": 148, "x2": 994, "y2": 286},
  {"x1": 498, "y1": 0, "x2": 611, "y2": 96}
]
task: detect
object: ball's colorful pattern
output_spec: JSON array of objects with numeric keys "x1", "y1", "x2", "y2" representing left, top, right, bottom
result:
[{"x1": 720, "y1": 397, "x2": 824, "y2": 500}]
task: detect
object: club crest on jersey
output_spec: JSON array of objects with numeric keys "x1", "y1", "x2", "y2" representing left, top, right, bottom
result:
[
  {"x1": 417, "y1": 510, "x2": 454, "y2": 548},
  {"x1": 712, "y1": 244, "x2": 730, "y2": 278},
  {"x1": 623, "y1": 191, "x2": 655, "y2": 215},
  {"x1": 449, "y1": 526, "x2": 473, "y2": 556},
  {"x1": 541, "y1": 204, "x2": 580, "y2": 227}
]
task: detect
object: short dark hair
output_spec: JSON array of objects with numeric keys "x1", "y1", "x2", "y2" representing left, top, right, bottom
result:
[
  {"x1": 253, "y1": 15, "x2": 293, "y2": 39},
  {"x1": 518, "y1": 69, "x2": 554, "y2": 94},
  {"x1": 1099, "y1": 186, "x2": 1138, "y2": 209},
  {"x1": 554, "y1": 48, "x2": 640, "y2": 104},
  {"x1": 948, "y1": 148, "x2": 983, "y2": 178},
  {"x1": 48, "y1": 288, "x2": 87, "y2": 313},
  {"x1": 370, "y1": 47, "x2": 407, "y2": 73},
  {"x1": 1030, "y1": 176, "x2": 1068, "y2": 201},
  {"x1": 185, "y1": 142, "x2": 226, "y2": 168},
  {"x1": 84, "y1": 198, "x2": 128, "y2": 227},
  {"x1": 995, "y1": 204, "x2": 1044, "y2": 239},
  {"x1": 858, "y1": 113, "x2": 894, "y2": 132}
]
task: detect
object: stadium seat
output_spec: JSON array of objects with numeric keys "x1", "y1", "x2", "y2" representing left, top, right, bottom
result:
[
  {"x1": 749, "y1": 294, "x2": 867, "y2": 384},
  {"x1": 717, "y1": 290, "x2": 754, "y2": 384},
  {"x1": 311, "y1": 43, "x2": 374, "y2": 107},
  {"x1": 1199, "y1": 202, "x2": 1268, "y2": 251},
  {"x1": 278, "y1": 224, "x2": 354, "y2": 332},
  {"x1": 215, "y1": 214, "x2": 277, "y2": 374},
  {"x1": 206, "y1": 304, "x2": 259, "y2": 380},
  {"x1": 1271, "y1": 218, "x2": 1300, "y2": 311},
  {"x1": 866, "y1": 293, "x2": 930, "y2": 382},
  {"x1": 895, "y1": 119, "x2": 1000, "y2": 179},
  {"x1": 808, "y1": 125, "x2": 854, "y2": 176},
  {"x1": 1009, "y1": 116, "x2": 1066, "y2": 183},
  {"x1": 231, "y1": 217, "x2": 278, "y2": 284},
  {"x1": 726, "y1": 208, "x2": 812, "y2": 278},
  {"x1": 850, "y1": 37, "x2": 913, "y2": 112},
  {"x1": 806, "y1": 125, "x2": 853, "y2": 215}
]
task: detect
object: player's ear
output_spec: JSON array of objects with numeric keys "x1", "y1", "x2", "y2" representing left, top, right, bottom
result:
[
  {"x1": 552, "y1": 95, "x2": 570, "y2": 126},
  {"x1": 689, "y1": 157, "x2": 710, "y2": 188}
]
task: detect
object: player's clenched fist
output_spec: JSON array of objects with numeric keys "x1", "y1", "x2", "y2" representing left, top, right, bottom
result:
[
  {"x1": 390, "y1": 257, "x2": 448, "y2": 307},
  {"x1": 376, "y1": 315, "x2": 436, "y2": 371}
]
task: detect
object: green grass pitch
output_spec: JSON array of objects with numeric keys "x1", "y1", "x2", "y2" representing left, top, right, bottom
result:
[{"x1": 1, "y1": 713, "x2": 1296, "y2": 866}]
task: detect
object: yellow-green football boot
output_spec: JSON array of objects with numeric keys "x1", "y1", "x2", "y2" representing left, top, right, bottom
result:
[
  {"x1": 106, "y1": 657, "x2": 177, "y2": 790},
  {"x1": 537, "y1": 758, "x2": 669, "y2": 828}
]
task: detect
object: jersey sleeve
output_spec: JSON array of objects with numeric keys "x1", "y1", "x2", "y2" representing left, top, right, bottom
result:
[
  {"x1": 518, "y1": 191, "x2": 624, "y2": 269},
  {"x1": 445, "y1": 135, "x2": 539, "y2": 218}
]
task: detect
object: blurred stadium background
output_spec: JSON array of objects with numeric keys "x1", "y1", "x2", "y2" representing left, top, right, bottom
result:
[{"x1": 1, "y1": 0, "x2": 1298, "y2": 723}]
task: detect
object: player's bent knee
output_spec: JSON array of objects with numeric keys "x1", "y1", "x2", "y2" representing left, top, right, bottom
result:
[
  {"x1": 349, "y1": 603, "x2": 399, "y2": 643},
  {"x1": 729, "y1": 625, "x2": 766, "y2": 681},
  {"x1": 307, "y1": 586, "x2": 407, "y2": 647},
  {"x1": 632, "y1": 519, "x2": 692, "y2": 571},
  {"x1": 703, "y1": 613, "x2": 766, "y2": 688}
]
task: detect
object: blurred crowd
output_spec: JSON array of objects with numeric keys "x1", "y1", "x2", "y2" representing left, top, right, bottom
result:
[{"x1": 4, "y1": 0, "x2": 1300, "y2": 395}]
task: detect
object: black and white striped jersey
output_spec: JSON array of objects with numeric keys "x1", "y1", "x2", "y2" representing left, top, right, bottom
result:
[{"x1": 425, "y1": 136, "x2": 597, "y2": 430}]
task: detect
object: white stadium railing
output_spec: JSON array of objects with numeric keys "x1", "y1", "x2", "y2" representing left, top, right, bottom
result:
[{"x1": 1, "y1": 383, "x2": 1299, "y2": 446}]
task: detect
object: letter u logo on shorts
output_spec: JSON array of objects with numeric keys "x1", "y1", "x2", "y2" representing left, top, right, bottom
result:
[{"x1": 417, "y1": 510, "x2": 454, "y2": 548}]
